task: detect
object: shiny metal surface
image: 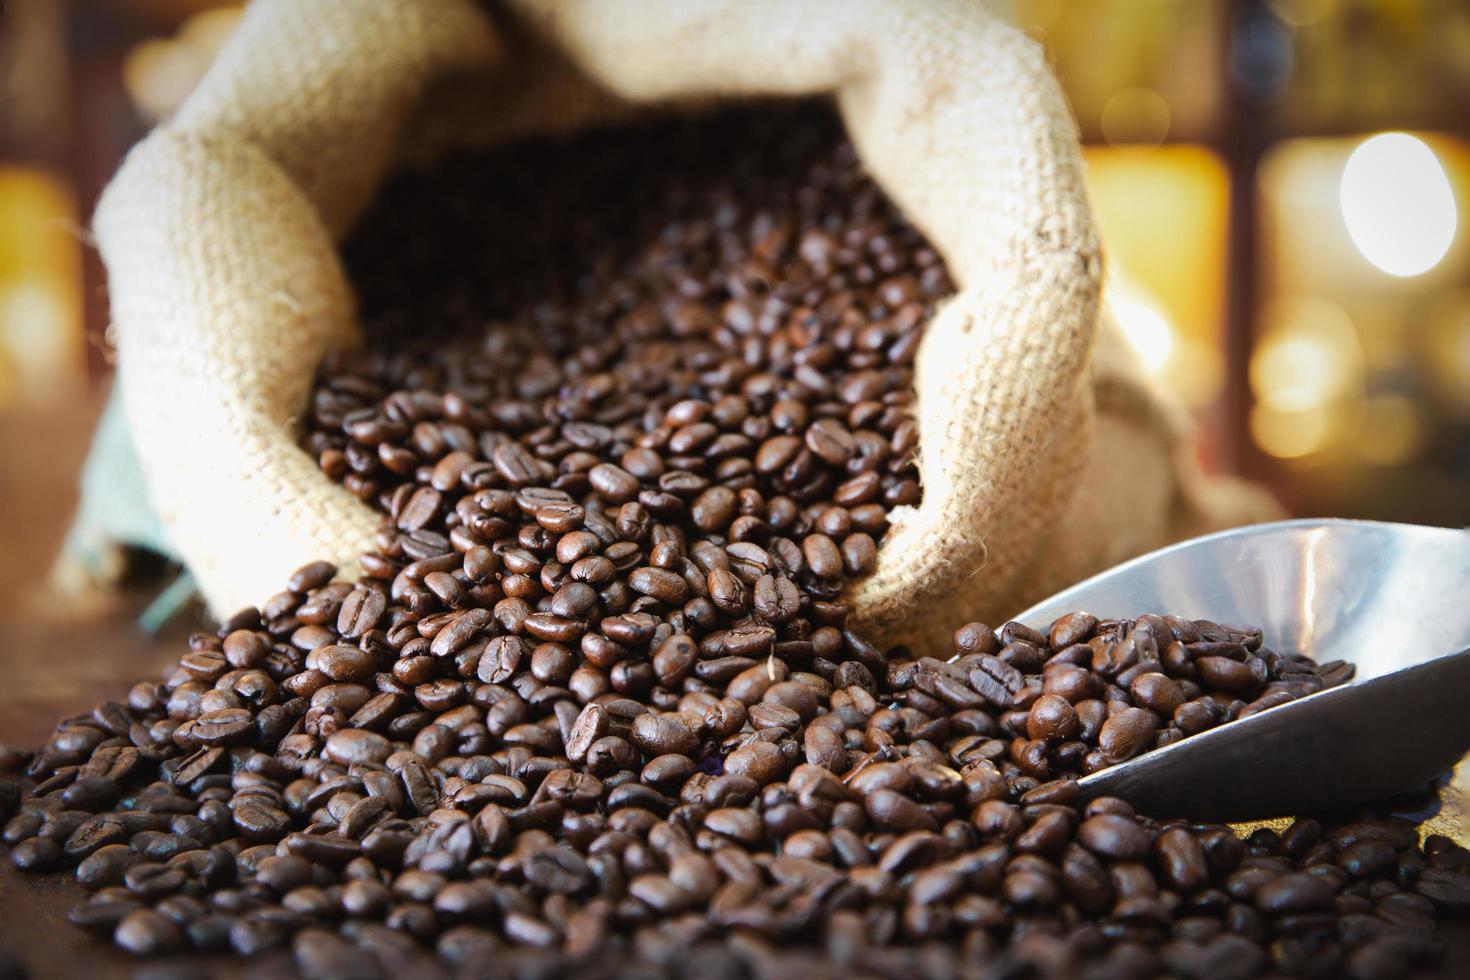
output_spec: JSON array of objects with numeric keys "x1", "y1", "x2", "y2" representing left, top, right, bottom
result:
[{"x1": 1011, "y1": 519, "x2": 1470, "y2": 822}]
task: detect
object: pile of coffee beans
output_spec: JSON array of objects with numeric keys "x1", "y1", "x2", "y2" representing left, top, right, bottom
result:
[
  {"x1": 4, "y1": 107, "x2": 1469, "y2": 978},
  {"x1": 5, "y1": 600, "x2": 1465, "y2": 978}
]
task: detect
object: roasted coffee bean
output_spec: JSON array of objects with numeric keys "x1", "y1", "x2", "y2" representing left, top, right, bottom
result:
[
  {"x1": 316, "y1": 645, "x2": 376, "y2": 683},
  {"x1": 170, "y1": 747, "x2": 222, "y2": 786},
  {"x1": 76, "y1": 843, "x2": 136, "y2": 889},
  {"x1": 753, "y1": 575, "x2": 801, "y2": 624},
  {"x1": 525, "y1": 846, "x2": 594, "y2": 894},
  {"x1": 1077, "y1": 814, "x2": 1152, "y2": 861},
  {"x1": 337, "y1": 589, "x2": 387, "y2": 640},
  {"x1": 114, "y1": 909, "x2": 183, "y2": 955},
  {"x1": 232, "y1": 798, "x2": 291, "y2": 841},
  {"x1": 628, "y1": 568, "x2": 689, "y2": 606},
  {"x1": 189, "y1": 708, "x2": 254, "y2": 746},
  {"x1": 324, "y1": 729, "x2": 391, "y2": 766},
  {"x1": 288, "y1": 562, "x2": 338, "y2": 595},
  {"x1": 1255, "y1": 873, "x2": 1336, "y2": 913},
  {"x1": 1416, "y1": 866, "x2": 1470, "y2": 911},
  {"x1": 724, "y1": 741, "x2": 788, "y2": 785},
  {"x1": 293, "y1": 928, "x2": 382, "y2": 979},
  {"x1": 1026, "y1": 694, "x2": 1078, "y2": 740},
  {"x1": 1098, "y1": 707, "x2": 1158, "y2": 764},
  {"x1": 123, "y1": 862, "x2": 186, "y2": 900},
  {"x1": 11, "y1": 836, "x2": 61, "y2": 871},
  {"x1": 1197, "y1": 656, "x2": 1265, "y2": 697},
  {"x1": 1156, "y1": 827, "x2": 1210, "y2": 893},
  {"x1": 630, "y1": 714, "x2": 699, "y2": 757}
]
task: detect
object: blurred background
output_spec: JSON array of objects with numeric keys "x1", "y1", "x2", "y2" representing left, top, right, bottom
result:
[{"x1": 2, "y1": 0, "x2": 1469, "y2": 617}]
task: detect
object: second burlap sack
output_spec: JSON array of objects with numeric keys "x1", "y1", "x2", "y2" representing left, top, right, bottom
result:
[{"x1": 90, "y1": 0, "x2": 1274, "y2": 655}]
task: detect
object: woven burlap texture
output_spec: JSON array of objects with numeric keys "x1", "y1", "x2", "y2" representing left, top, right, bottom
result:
[{"x1": 92, "y1": 0, "x2": 1274, "y2": 653}]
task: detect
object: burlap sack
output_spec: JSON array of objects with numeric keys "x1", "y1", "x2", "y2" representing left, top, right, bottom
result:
[{"x1": 89, "y1": 0, "x2": 1274, "y2": 655}]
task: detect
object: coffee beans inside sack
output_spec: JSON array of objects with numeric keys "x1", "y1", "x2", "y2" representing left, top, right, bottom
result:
[
  {"x1": 8, "y1": 107, "x2": 1469, "y2": 978},
  {"x1": 89, "y1": 0, "x2": 1275, "y2": 648}
]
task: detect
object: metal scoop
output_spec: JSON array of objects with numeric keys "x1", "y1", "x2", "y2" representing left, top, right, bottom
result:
[{"x1": 1011, "y1": 519, "x2": 1470, "y2": 823}]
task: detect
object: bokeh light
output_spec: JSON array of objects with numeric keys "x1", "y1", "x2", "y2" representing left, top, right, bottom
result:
[
  {"x1": 0, "y1": 281, "x2": 72, "y2": 381},
  {"x1": 1103, "y1": 277, "x2": 1227, "y2": 409},
  {"x1": 0, "y1": 168, "x2": 84, "y2": 408},
  {"x1": 1107, "y1": 279, "x2": 1174, "y2": 375},
  {"x1": 1249, "y1": 403, "x2": 1339, "y2": 459},
  {"x1": 1340, "y1": 133, "x2": 1458, "y2": 277},
  {"x1": 1249, "y1": 296, "x2": 1363, "y2": 413}
]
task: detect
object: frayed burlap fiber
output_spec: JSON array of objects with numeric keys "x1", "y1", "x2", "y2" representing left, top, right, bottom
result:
[{"x1": 92, "y1": 0, "x2": 1274, "y2": 654}]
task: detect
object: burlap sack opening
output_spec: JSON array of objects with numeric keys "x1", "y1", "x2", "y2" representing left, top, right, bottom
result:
[{"x1": 90, "y1": 0, "x2": 1276, "y2": 655}]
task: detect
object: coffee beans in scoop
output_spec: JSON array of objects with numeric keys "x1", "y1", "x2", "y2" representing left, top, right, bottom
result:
[{"x1": 4, "y1": 107, "x2": 1467, "y2": 978}]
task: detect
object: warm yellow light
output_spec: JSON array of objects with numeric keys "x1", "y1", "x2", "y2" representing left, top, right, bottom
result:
[
  {"x1": 1250, "y1": 403, "x2": 1338, "y2": 459},
  {"x1": 1340, "y1": 133, "x2": 1457, "y2": 277},
  {"x1": 1252, "y1": 337, "x2": 1347, "y2": 410},
  {"x1": 1106, "y1": 279, "x2": 1173, "y2": 376},
  {"x1": 0, "y1": 168, "x2": 84, "y2": 407},
  {"x1": 1249, "y1": 297, "x2": 1362, "y2": 412},
  {"x1": 0, "y1": 280, "x2": 70, "y2": 352},
  {"x1": 1083, "y1": 145, "x2": 1228, "y2": 409}
]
